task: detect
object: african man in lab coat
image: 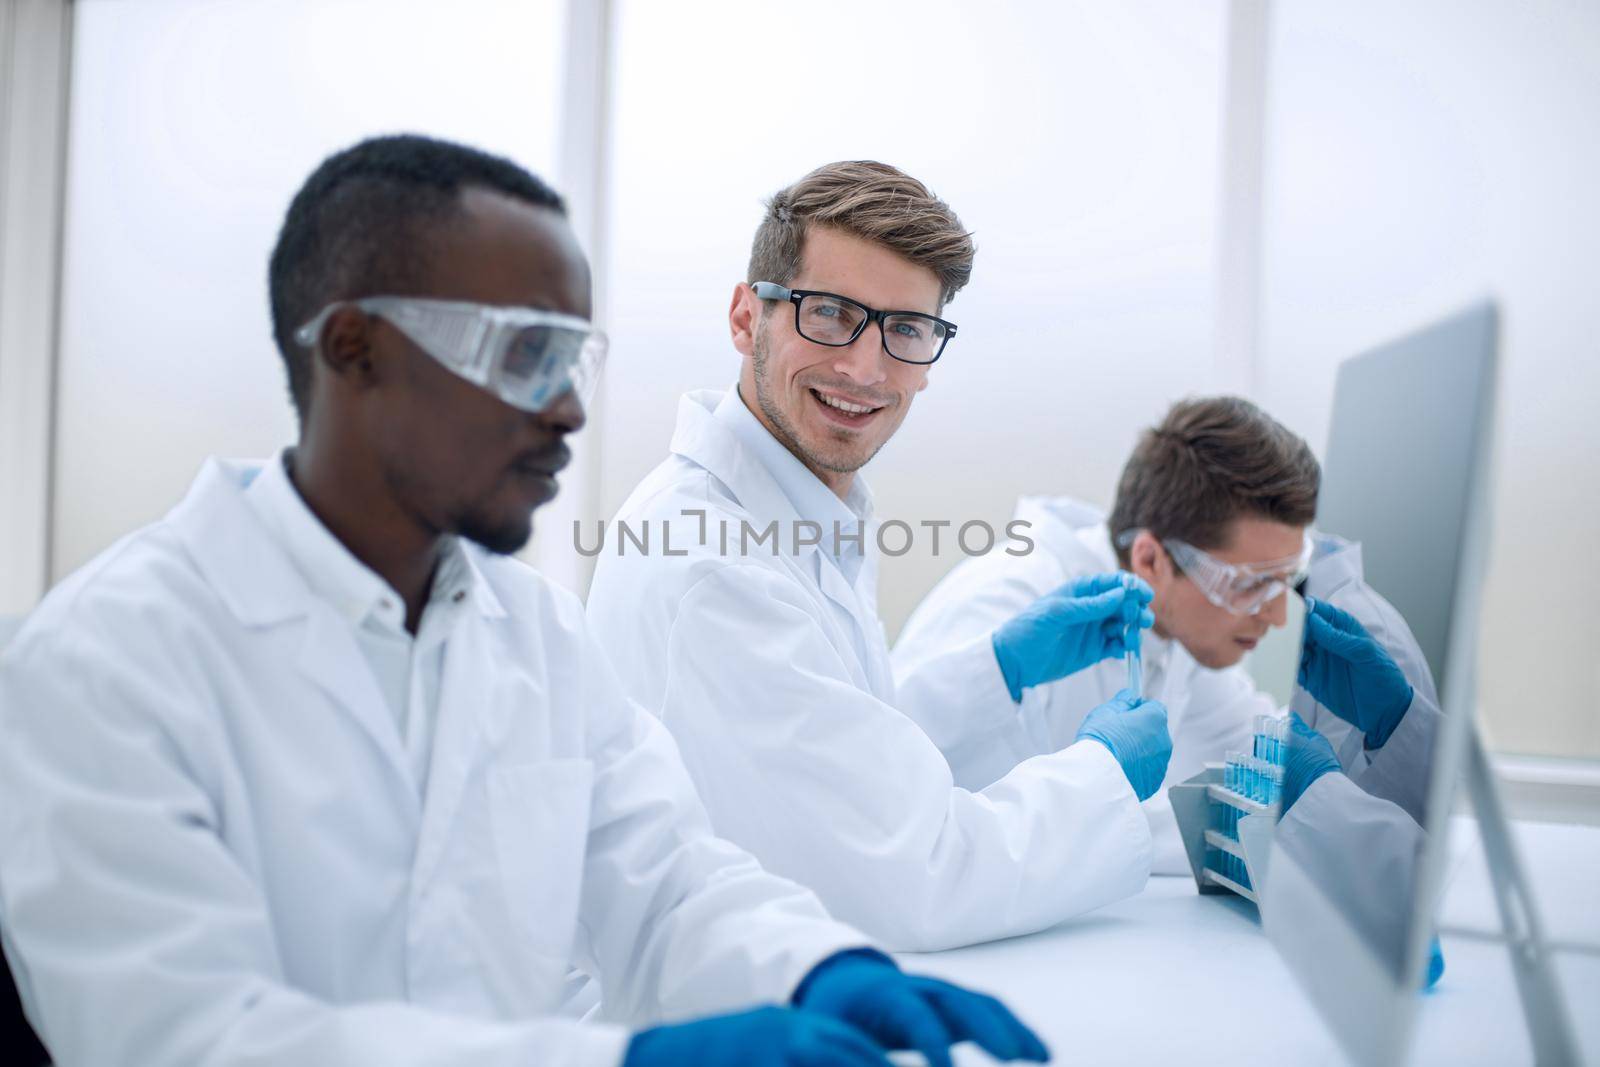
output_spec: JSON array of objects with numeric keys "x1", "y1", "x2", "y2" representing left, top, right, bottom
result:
[
  {"x1": 586, "y1": 161, "x2": 1173, "y2": 952},
  {"x1": 0, "y1": 136, "x2": 1048, "y2": 1067},
  {"x1": 895, "y1": 397, "x2": 1321, "y2": 873}
]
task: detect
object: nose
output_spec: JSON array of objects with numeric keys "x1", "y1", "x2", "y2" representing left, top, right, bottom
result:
[
  {"x1": 537, "y1": 387, "x2": 587, "y2": 435},
  {"x1": 831, "y1": 321, "x2": 890, "y2": 387}
]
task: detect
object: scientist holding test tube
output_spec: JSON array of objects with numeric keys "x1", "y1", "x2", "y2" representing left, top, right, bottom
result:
[
  {"x1": 587, "y1": 160, "x2": 1167, "y2": 953},
  {"x1": 895, "y1": 397, "x2": 1319, "y2": 873}
]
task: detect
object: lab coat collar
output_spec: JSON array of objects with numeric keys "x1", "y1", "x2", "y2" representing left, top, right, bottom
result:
[
  {"x1": 172, "y1": 453, "x2": 507, "y2": 630},
  {"x1": 711, "y1": 386, "x2": 872, "y2": 583},
  {"x1": 168, "y1": 456, "x2": 508, "y2": 803},
  {"x1": 1304, "y1": 531, "x2": 1363, "y2": 600},
  {"x1": 670, "y1": 388, "x2": 875, "y2": 570}
]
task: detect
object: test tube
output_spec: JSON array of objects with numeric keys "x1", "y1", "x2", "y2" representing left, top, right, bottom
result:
[{"x1": 1124, "y1": 646, "x2": 1142, "y2": 701}]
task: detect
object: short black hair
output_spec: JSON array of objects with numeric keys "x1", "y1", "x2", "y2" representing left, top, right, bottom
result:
[
  {"x1": 1109, "y1": 396, "x2": 1320, "y2": 567},
  {"x1": 267, "y1": 133, "x2": 566, "y2": 419}
]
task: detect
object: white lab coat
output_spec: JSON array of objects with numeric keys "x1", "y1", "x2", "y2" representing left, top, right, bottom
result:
[
  {"x1": 585, "y1": 390, "x2": 1150, "y2": 952},
  {"x1": 893, "y1": 496, "x2": 1268, "y2": 874},
  {"x1": 1292, "y1": 534, "x2": 1442, "y2": 827},
  {"x1": 0, "y1": 458, "x2": 867, "y2": 1067}
]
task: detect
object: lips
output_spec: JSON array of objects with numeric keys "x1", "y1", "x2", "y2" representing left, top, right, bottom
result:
[
  {"x1": 512, "y1": 444, "x2": 571, "y2": 478},
  {"x1": 809, "y1": 386, "x2": 886, "y2": 427}
]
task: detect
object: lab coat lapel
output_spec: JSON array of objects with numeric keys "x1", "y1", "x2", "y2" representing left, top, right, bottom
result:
[
  {"x1": 293, "y1": 608, "x2": 416, "y2": 786},
  {"x1": 170, "y1": 459, "x2": 417, "y2": 790},
  {"x1": 412, "y1": 602, "x2": 509, "y2": 894},
  {"x1": 815, "y1": 553, "x2": 894, "y2": 698}
]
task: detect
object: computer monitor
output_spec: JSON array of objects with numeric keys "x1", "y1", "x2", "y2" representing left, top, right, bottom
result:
[{"x1": 1257, "y1": 301, "x2": 1499, "y2": 1065}]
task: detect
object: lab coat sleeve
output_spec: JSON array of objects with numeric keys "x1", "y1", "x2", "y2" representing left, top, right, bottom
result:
[
  {"x1": 892, "y1": 557, "x2": 1055, "y2": 772},
  {"x1": 890, "y1": 633, "x2": 1019, "y2": 755},
  {"x1": 0, "y1": 623, "x2": 628, "y2": 1067},
  {"x1": 570, "y1": 628, "x2": 870, "y2": 1026},
  {"x1": 657, "y1": 564, "x2": 1151, "y2": 953},
  {"x1": 1337, "y1": 690, "x2": 1440, "y2": 828},
  {"x1": 1275, "y1": 773, "x2": 1425, "y2": 974}
]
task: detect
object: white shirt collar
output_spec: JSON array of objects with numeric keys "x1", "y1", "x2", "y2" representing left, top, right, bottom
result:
[
  {"x1": 712, "y1": 386, "x2": 874, "y2": 581},
  {"x1": 244, "y1": 449, "x2": 476, "y2": 633}
]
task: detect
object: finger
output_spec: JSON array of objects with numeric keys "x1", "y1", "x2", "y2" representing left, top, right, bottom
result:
[
  {"x1": 879, "y1": 991, "x2": 956, "y2": 1067},
  {"x1": 1070, "y1": 572, "x2": 1126, "y2": 597},
  {"x1": 1121, "y1": 572, "x2": 1154, "y2": 603},
  {"x1": 1306, "y1": 610, "x2": 1367, "y2": 660},
  {"x1": 1067, "y1": 586, "x2": 1127, "y2": 621},
  {"x1": 918, "y1": 982, "x2": 1039, "y2": 1063},
  {"x1": 796, "y1": 1016, "x2": 897, "y2": 1067}
]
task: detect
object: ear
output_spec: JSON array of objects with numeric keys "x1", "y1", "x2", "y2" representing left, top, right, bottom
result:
[
  {"x1": 315, "y1": 305, "x2": 381, "y2": 393},
  {"x1": 1129, "y1": 530, "x2": 1173, "y2": 588},
  {"x1": 729, "y1": 282, "x2": 759, "y2": 357}
]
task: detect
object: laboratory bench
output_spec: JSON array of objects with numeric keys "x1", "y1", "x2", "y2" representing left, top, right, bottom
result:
[{"x1": 897, "y1": 818, "x2": 1600, "y2": 1065}]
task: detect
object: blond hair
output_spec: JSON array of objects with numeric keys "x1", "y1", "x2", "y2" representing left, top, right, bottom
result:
[{"x1": 747, "y1": 160, "x2": 975, "y2": 307}]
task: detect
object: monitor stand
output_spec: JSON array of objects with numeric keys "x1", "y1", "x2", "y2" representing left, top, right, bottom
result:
[{"x1": 1462, "y1": 726, "x2": 1581, "y2": 1065}]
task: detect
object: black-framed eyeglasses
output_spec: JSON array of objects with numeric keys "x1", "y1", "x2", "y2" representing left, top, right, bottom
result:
[{"x1": 751, "y1": 282, "x2": 957, "y2": 365}]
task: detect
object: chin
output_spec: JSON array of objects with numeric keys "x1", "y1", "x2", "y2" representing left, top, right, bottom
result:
[
  {"x1": 1192, "y1": 645, "x2": 1246, "y2": 670},
  {"x1": 459, "y1": 513, "x2": 534, "y2": 556}
]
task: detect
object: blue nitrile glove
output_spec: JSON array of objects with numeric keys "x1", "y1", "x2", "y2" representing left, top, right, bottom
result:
[
  {"x1": 623, "y1": 1004, "x2": 894, "y2": 1067},
  {"x1": 1073, "y1": 689, "x2": 1172, "y2": 801},
  {"x1": 1298, "y1": 597, "x2": 1414, "y2": 749},
  {"x1": 1281, "y1": 711, "x2": 1343, "y2": 813},
  {"x1": 793, "y1": 949, "x2": 1049, "y2": 1067},
  {"x1": 1425, "y1": 935, "x2": 1445, "y2": 990},
  {"x1": 993, "y1": 572, "x2": 1154, "y2": 702}
]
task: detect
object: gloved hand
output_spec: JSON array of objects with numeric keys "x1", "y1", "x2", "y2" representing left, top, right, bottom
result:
[
  {"x1": 623, "y1": 1004, "x2": 894, "y2": 1067},
  {"x1": 1073, "y1": 689, "x2": 1171, "y2": 801},
  {"x1": 793, "y1": 949, "x2": 1049, "y2": 1067},
  {"x1": 1281, "y1": 711, "x2": 1343, "y2": 813},
  {"x1": 1298, "y1": 597, "x2": 1414, "y2": 749},
  {"x1": 993, "y1": 572, "x2": 1154, "y2": 702}
]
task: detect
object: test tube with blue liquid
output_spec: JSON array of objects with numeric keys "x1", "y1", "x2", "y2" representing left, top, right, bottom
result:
[{"x1": 1123, "y1": 574, "x2": 1142, "y2": 701}]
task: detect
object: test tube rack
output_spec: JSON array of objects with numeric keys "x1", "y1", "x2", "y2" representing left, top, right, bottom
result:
[{"x1": 1168, "y1": 715, "x2": 1288, "y2": 907}]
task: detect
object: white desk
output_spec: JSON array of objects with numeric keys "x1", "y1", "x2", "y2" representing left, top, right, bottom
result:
[{"x1": 897, "y1": 819, "x2": 1600, "y2": 1065}]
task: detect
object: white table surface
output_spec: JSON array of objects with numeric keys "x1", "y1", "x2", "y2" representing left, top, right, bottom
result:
[{"x1": 896, "y1": 818, "x2": 1600, "y2": 1066}]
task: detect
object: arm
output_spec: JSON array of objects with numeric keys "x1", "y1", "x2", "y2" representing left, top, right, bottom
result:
[
  {"x1": 0, "y1": 626, "x2": 627, "y2": 1067},
  {"x1": 569, "y1": 626, "x2": 869, "y2": 1026},
  {"x1": 657, "y1": 565, "x2": 1152, "y2": 952},
  {"x1": 892, "y1": 560, "x2": 1046, "y2": 756}
]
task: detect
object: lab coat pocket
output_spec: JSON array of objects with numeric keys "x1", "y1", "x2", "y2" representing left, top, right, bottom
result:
[{"x1": 488, "y1": 759, "x2": 595, "y2": 967}]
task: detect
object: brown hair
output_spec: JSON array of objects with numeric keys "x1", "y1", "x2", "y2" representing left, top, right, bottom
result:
[
  {"x1": 747, "y1": 160, "x2": 975, "y2": 307},
  {"x1": 1109, "y1": 396, "x2": 1320, "y2": 567}
]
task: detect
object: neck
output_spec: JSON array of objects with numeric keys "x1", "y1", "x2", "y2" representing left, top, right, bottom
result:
[
  {"x1": 734, "y1": 381, "x2": 856, "y2": 500},
  {"x1": 287, "y1": 438, "x2": 441, "y2": 634}
]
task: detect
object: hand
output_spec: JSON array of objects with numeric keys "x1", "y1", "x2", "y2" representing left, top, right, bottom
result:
[
  {"x1": 993, "y1": 572, "x2": 1154, "y2": 701},
  {"x1": 1073, "y1": 689, "x2": 1172, "y2": 801},
  {"x1": 793, "y1": 950, "x2": 1049, "y2": 1067},
  {"x1": 1298, "y1": 597, "x2": 1414, "y2": 749},
  {"x1": 623, "y1": 1004, "x2": 895, "y2": 1067},
  {"x1": 1281, "y1": 712, "x2": 1342, "y2": 813}
]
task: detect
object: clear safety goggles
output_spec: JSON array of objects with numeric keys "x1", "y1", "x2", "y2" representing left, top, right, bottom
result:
[
  {"x1": 295, "y1": 296, "x2": 607, "y2": 414},
  {"x1": 1117, "y1": 529, "x2": 1312, "y2": 617}
]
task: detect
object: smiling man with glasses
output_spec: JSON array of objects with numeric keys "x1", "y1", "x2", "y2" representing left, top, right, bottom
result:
[
  {"x1": 587, "y1": 161, "x2": 1172, "y2": 953},
  {"x1": 894, "y1": 396, "x2": 1323, "y2": 873}
]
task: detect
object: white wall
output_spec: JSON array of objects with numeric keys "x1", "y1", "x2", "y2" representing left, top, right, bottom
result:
[
  {"x1": 51, "y1": 0, "x2": 563, "y2": 580},
  {"x1": 601, "y1": 0, "x2": 1230, "y2": 633},
  {"x1": 1257, "y1": 0, "x2": 1600, "y2": 757}
]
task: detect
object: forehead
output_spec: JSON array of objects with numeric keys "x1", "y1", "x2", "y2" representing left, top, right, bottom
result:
[
  {"x1": 423, "y1": 187, "x2": 592, "y2": 318},
  {"x1": 1212, "y1": 515, "x2": 1307, "y2": 566},
  {"x1": 791, "y1": 225, "x2": 942, "y2": 315}
]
